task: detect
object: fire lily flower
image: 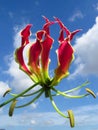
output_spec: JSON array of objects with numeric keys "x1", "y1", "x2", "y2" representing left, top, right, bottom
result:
[{"x1": 0, "y1": 17, "x2": 96, "y2": 128}]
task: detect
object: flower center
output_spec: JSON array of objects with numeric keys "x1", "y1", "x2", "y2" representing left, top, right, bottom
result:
[{"x1": 40, "y1": 79, "x2": 52, "y2": 97}]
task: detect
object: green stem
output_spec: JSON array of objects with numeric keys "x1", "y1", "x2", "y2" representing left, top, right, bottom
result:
[
  {"x1": 52, "y1": 81, "x2": 89, "y2": 97},
  {"x1": 48, "y1": 90, "x2": 68, "y2": 118},
  {"x1": 0, "y1": 82, "x2": 39, "y2": 108},
  {"x1": 23, "y1": 88, "x2": 43, "y2": 97},
  {"x1": 10, "y1": 88, "x2": 43, "y2": 97},
  {"x1": 52, "y1": 88, "x2": 89, "y2": 98},
  {"x1": 15, "y1": 89, "x2": 44, "y2": 108},
  {"x1": 64, "y1": 81, "x2": 90, "y2": 94}
]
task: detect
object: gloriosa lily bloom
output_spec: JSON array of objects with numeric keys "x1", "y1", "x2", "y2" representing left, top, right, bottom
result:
[{"x1": 0, "y1": 16, "x2": 96, "y2": 128}]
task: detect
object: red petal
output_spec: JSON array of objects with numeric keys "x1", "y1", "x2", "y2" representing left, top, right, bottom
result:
[
  {"x1": 57, "y1": 40, "x2": 74, "y2": 73},
  {"x1": 58, "y1": 29, "x2": 64, "y2": 43},
  {"x1": 29, "y1": 30, "x2": 53, "y2": 74},
  {"x1": 15, "y1": 46, "x2": 32, "y2": 75},
  {"x1": 21, "y1": 24, "x2": 32, "y2": 46},
  {"x1": 43, "y1": 16, "x2": 54, "y2": 35},
  {"x1": 42, "y1": 16, "x2": 50, "y2": 23},
  {"x1": 15, "y1": 25, "x2": 32, "y2": 75},
  {"x1": 55, "y1": 17, "x2": 81, "y2": 41},
  {"x1": 52, "y1": 39, "x2": 74, "y2": 85},
  {"x1": 36, "y1": 30, "x2": 45, "y2": 41},
  {"x1": 40, "y1": 32, "x2": 54, "y2": 71},
  {"x1": 70, "y1": 29, "x2": 81, "y2": 40},
  {"x1": 54, "y1": 17, "x2": 70, "y2": 36},
  {"x1": 28, "y1": 36, "x2": 42, "y2": 77}
]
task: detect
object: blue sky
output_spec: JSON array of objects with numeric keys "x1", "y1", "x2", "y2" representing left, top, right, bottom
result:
[{"x1": 0, "y1": 0, "x2": 98, "y2": 130}]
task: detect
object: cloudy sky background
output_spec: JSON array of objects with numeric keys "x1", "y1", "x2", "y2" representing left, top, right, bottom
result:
[{"x1": 0, "y1": 0, "x2": 98, "y2": 130}]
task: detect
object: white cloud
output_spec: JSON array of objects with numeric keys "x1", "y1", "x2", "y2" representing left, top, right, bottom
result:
[
  {"x1": 0, "y1": 104, "x2": 98, "y2": 127},
  {"x1": 0, "y1": 81, "x2": 10, "y2": 96},
  {"x1": 30, "y1": 103, "x2": 38, "y2": 110},
  {"x1": 30, "y1": 119, "x2": 36, "y2": 125},
  {"x1": 13, "y1": 26, "x2": 21, "y2": 48},
  {"x1": 74, "y1": 104, "x2": 98, "y2": 126},
  {"x1": 70, "y1": 16, "x2": 98, "y2": 78},
  {"x1": 0, "y1": 108, "x2": 3, "y2": 114},
  {"x1": 7, "y1": 57, "x2": 33, "y2": 92},
  {"x1": 69, "y1": 10, "x2": 84, "y2": 22}
]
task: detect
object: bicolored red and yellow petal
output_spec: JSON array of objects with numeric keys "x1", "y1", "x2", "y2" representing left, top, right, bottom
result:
[
  {"x1": 57, "y1": 40, "x2": 74, "y2": 74},
  {"x1": 51, "y1": 40, "x2": 74, "y2": 86},
  {"x1": 41, "y1": 18, "x2": 54, "y2": 81},
  {"x1": 15, "y1": 25, "x2": 32, "y2": 74},
  {"x1": 40, "y1": 32, "x2": 54, "y2": 81},
  {"x1": 15, "y1": 46, "x2": 32, "y2": 75},
  {"x1": 50, "y1": 18, "x2": 81, "y2": 86},
  {"x1": 33, "y1": 30, "x2": 54, "y2": 82},
  {"x1": 28, "y1": 30, "x2": 52, "y2": 83},
  {"x1": 15, "y1": 25, "x2": 38, "y2": 82},
  {"x1": 28, "y1": 36, "x2": 42, "y2": 82}
]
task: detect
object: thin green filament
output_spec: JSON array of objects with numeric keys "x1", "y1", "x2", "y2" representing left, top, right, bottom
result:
[
  {"x1": 0, "y1": 82, "x2": 39, "y2": 108},
  {"x1": 48, "y1": 90, "x2": 68, "y2": 118}
]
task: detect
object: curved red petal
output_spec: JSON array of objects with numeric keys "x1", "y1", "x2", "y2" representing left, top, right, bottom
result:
[
  {"x1": 40, "y1": 33, "x2": 54, "y2": 71},
  {"x1": 15, "y1": 24, "x2": 32, "y2": 75},
  {"x1": 55, "y1": 17, "x2": 81, "y2": 41},
  {"x1": 58, "y1": 29, "x2": 64, "y2": 43},
  {"x1": 70, "y1": 29, "x2": 81, "y2": 40},
  {"x1": 43, "y1": 16, "x2": 54, "y2": 35},
  {"x1": 54, "y1": 17, "x2": 70, "y2": 36},
  {"x1": 52, "y1": 40, "x2": 74, "y2": 85},
  {"x1": 21, "y1": 24, "x2": 32, "y2": 46},
  {"x1": 36, "y1": 30, "x2": 45, "y2": 41},
  {"x1": 42, "y1": 16, "x2": 50, "y2": 23},
  {"x1": 28, "y1": 38, "x2": 42, "y2": 78},
  {"x1": 15, "y1": 46, "x2": 32, "y2": 75},
  {"x1": 57, "y1": 40, "x2": 74, "y2": 73}
]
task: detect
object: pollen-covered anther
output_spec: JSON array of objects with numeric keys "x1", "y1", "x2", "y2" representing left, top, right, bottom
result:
[
  {"x1": 67, "y1": 110, "x2": 75, "y2": 128},
  {"x1": 9, "y1": 100, "x2": 17, "y2": 116},
  {"x1": 85, "y1": 88, "x2": 96, "y2": 98},
  {"x1": 3, "y1": 88, "x2": 12, "y2": 97}
]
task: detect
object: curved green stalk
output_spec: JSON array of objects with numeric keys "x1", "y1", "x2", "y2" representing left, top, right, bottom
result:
[
  {"x1": 52, "y1": 81, "x2": 89, "y2": 97},
  {"x1": 65, "y1": 81, "x2": 90, "y2": 94},
  {"x1": 0, "y1": 82, "x2": 39, "y2": 108},
  {"x1": 15, "y1": 89, "x2": 44, "y2": 108},
  {"x1": 22, "y1": 88, "x2": 43, "y2": 97},
  {"x1": 52, "y1": 87, "x2": 89, "y2": 98},
  {"x1": 10, "y1": 88, "x2": 43, "y2": 97},
  {"x1": 48, "y1": 90, "x2": 68, "y2": 118}
]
